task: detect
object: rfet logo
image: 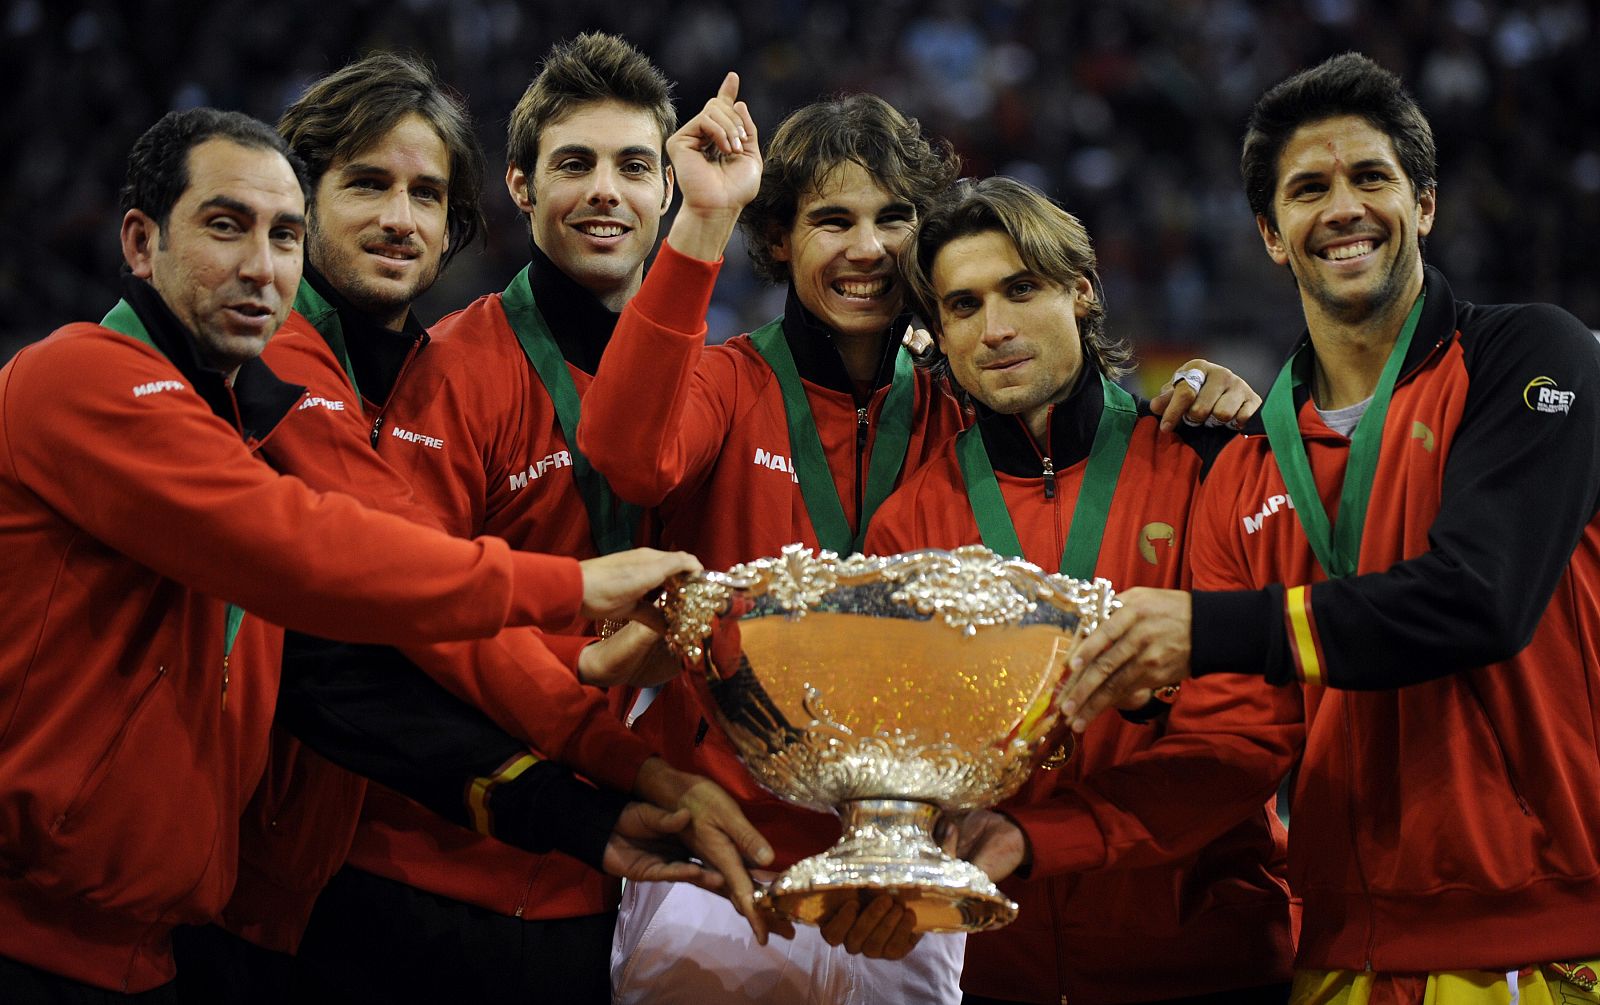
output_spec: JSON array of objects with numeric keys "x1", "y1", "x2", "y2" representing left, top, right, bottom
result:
[{"x1": 1524, "y1": 376, "x2": 1575, "y2": 415}]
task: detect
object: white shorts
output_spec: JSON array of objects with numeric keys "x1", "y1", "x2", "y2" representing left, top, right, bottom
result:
[{"x1": 611, "y1": 880, "x2": 965, "y2": 1004}]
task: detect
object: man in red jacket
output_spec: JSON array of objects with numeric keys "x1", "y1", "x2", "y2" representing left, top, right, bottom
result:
[
  {"x1": 0, "y1": 108, "x2": 708, "y2": 1003},
  {"x1": 1058, "y1": 53, "x2": 1600, "y2": 1001},
  {"x1": 867, "y1": 175, "x2": 1294, "y2": 1005},
  {"x1": 154, "y1": 54, "x2": 768, "y2": 1005},
  {"x1": 279, "y1": 38, "x2": 776, "y2": 1004},
  {"x1": 583, "y1": 89, "x2": 975, "y2": 1004},
  {"x1": 582, "y1": 82, "x2": 1265, "y2": 1002}
]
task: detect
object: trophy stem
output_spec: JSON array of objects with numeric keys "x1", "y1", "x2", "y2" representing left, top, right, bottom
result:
[
  {"x1": 760, "y1": 798, "x2": 1019, "y2": 934},
  {"x1": 838, "y1": 798, "x2": 941, "y2": 857}
]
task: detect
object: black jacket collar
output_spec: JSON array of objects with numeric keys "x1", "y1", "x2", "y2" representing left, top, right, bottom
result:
[
  {"x1": 973, "y1": 364, "x2": 1109, "y2": 477},
  {"x1": 526, "y1": 239, "x2": 618, "y2": 375},
  {"x1": 778, "y1": 284, "x2": 911, "y2": 399},
  {"x1": 120, "y1": 273, "x2": 303, "y2": 442},
  {"x1": 302, "y1": 262, "x2": 427, "y2": 406}
]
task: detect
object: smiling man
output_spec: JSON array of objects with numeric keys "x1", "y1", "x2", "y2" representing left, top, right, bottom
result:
[
  {"x1": 262, "y1": 39, "x2": 775, "y2": 1005},
  {"x1": 113, "y1": 53, "x2": 761, "y2": 1005},
  {"x1": 578, "y1": 84, "x2": 1265, "y2": 1002},
  {"x1": 580, "y1": 91, "x2": 971, "y2": 1004},
  {"x1": 0, "y1": 106, "x2": 710, "y2": 1004},
  {"x1": 864, "y1": 175, "x2": 1292, "y2": 1005},
  {"x1": 1058, "y1": 53, "x2": 1600, "y2": 1001}
]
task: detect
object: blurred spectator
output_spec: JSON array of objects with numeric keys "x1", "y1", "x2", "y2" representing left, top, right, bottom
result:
[{"x1": 4, "y1": 0, "x2": 1596, "y2": 383}]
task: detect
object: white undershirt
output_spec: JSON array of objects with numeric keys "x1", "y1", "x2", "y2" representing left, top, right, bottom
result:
[{"x1": 1316, "y1": 395, "x2": 1373, "y2": 437}]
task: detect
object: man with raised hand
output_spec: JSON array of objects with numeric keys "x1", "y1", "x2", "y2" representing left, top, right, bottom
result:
[
  {"x1": 584, "y1": 88, "x2": 972, "y2": 1004},
  {"x1": 0, "y1": 107, "x2": 701, "y2": 1004},
  {"x1": 279, "y1": 39, "x2": 774, "y2": 1004},
  {"x1": 1059, "y1": 53, "x2": 1600, "y2": 1001},
  {"x1": 583, "y1": 77, "x2": 1266, "y2": 1001},
  {"x1": 866, "y1": 175, "x2": 1293, "y2": 1005}
]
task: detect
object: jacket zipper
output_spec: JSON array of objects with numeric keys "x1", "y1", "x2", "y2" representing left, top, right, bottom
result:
[
  {"x1": 854, "y1": 406, "x2": 869, "y2": 533},
  {"x1": 1036, "y1": 411, "x2": 1061, "y2": 557},
  {"x1": 1341, "y1": 700, "x2": 1377, "y2": 970},
  {"x1": 369, "y1": 332, "x2": 428, "y2": 448},
  {"x1": 514, "y1": 855, "x2": 549, "y2": 918},
  {"x1": 1049, "y1": 877, "x2": 1069, "y2": 1005}
]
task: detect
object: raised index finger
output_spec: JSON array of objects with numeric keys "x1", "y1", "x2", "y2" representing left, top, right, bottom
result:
[{"x1": 717, "y1": 70, "x2": 740, "y2": 103}]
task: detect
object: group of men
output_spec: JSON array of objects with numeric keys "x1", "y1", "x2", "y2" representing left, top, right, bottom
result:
[{"x1": 0, "y1": 27, "x2": 1595, "y2": 1005}]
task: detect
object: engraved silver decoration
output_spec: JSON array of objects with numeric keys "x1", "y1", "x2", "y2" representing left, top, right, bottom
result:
[{"x1": 657, "y1": 544, "x2": 1116, "y2": 933}]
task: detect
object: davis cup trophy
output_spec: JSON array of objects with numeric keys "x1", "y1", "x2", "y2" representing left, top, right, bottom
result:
[{"x1": 658, "y1": 543, "x2": 1117, "y2": 934}]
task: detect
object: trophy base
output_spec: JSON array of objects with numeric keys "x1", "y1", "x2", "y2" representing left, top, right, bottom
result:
[{"x1": 760, "y1": 799, "x2": 1018, "y2": 934}]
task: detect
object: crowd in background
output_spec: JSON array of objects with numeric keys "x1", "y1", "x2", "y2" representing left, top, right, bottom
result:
[{"x1": 4, "y1": 0, "x2": 1597, "y2": 389}]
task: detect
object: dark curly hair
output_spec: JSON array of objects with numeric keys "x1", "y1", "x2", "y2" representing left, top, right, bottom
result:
[{"x1": 739, "y1": 93, "x2": 960, "y2": 284}]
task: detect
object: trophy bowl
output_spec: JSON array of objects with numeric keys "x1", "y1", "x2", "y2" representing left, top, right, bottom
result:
[{"x1": 658, "y1": 544, "x2": 1117, "y2": 933}]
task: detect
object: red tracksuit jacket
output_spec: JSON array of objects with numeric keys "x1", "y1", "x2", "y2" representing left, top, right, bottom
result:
[
  {"x1": 334, "y1": 250, "x2": 663, "y2": 923},
  {"x1": 579, "y1": 243, "x2": 971, "y2": 866},
  {"x1": 0, "y1": 282, "x2": 584, "y2": 992},
  {"x1": 866, "y1": 378, "x2": 1298, "y2": 1004},
  {"x1": 219, "y1": 276, "x2": 656, "y2": 951},
  {"x1": 1188, "y1": 266, "x2": 1600, "y2": 971}
]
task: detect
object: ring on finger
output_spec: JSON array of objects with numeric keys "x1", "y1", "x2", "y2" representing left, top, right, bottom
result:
[{"x1": 1172, "y1": 367, "x2": 1205, "y2": 396}]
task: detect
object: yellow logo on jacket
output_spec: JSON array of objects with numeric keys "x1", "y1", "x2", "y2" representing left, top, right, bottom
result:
[
  {"x1": 1410, "y1": 421, "x2": 1434, "y2": 452},
  {"x1": 1138, "y1": 522, "x2": 1175, "y2": 565}
]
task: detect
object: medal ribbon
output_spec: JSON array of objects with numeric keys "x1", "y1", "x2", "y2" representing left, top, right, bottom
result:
[
  {"x1": 102, "y1": 299, "x2": 248, "y2": 655},
  {"x1": 501, "y1": 267, "x2": 641, "y2": 555},
  {"x1": 1260, "y1": 294, "x2": 1425, "y2": 579},
  {"x1": 956, "y1": 373, "x2": 1138, "y2": 578},
  {"x1": 292, "y1": 280, "x2": 362, "y2": 400},
  {"x1": 748, "y1": 317, "x2": 915, "y2": 555}
]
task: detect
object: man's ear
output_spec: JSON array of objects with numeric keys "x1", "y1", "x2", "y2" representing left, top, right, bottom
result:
[
  {"x1": 1416, "y1": 185, "x2": 1436, "y2": 240},
  {"x1": 768, "y1": 223, "x2": 791, "y2": 263},
  {"x1": 662, "y1": 162, "x2": 675, "y2": 210},
  {"x1": 1256, "y1": 213, "x2": 1289, "y2": 267},
  {"x1": 121, "y1": 209, "x2": 159, "y2": 279},
  {"x1": 506, "y1": 164, "x2": 534, "y2": 212},
  {"x1": 1071, "y1": 274, "x2": 1094, "y2": 318}
]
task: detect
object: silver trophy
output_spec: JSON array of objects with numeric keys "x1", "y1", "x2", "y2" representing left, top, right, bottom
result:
[{"x1": 658, "y1": 544, "x2": 1117, "y2": 933}]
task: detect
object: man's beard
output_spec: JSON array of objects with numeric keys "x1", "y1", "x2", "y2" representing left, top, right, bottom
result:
[
  {"x1": 1302, "y1": 233, "x2": 1418, "y2": 326},
  {"x1": 312, "y1": 232, "x2": 437, "y2": 328}
]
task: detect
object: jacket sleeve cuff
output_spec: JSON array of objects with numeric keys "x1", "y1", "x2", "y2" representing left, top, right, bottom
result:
[
  {"x1": 634, "y1": 241, "x2": 721, "y2": 335},
  {"x1": 503, "y1": 551, "x2": 584, "y2": 630},
  {"x1": 1191, "y1": 587, "x2": 1291, "y2": 684},
  {"x1": 541, "y1": 632, "x2": 595, "y2": 671},
  {"x1": 584, "y1": 734, "x2": 656, "y2": 794},
  {"x1": 1005, "y1": 795, "x2": 1109, "y2": 878},
  {"x1": 486, "y1": 758, "x2": 630, "y2": 869}
]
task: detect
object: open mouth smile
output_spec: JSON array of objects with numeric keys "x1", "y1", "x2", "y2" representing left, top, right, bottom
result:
[
  {"x1": 1316, "y1": 237, "x2": 1381, "y2": 263},
  {"x1": 831, "y1": 276, "x2": 891, "y2": 300},
  {"x1": 573, "y1": 221, "x2": 631, "y2": 239}
]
